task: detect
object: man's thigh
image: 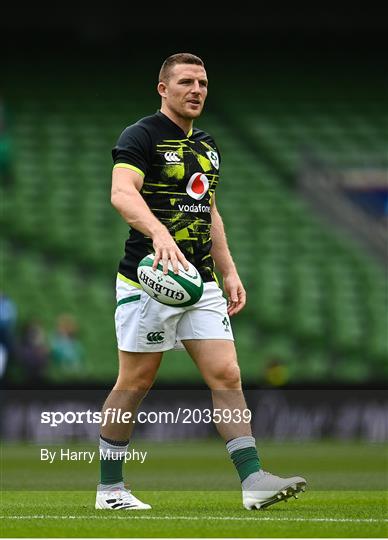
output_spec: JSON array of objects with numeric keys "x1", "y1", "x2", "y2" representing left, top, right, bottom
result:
[
  {"x1": 183, "y1": 339, "x2": 238, "y2": 375},
  {"x1": 115, "y1": 276, "x2": 184, "y2": 352},
  {"x1": 176, "y1": 282, "x2": 234, "y2": 342}
]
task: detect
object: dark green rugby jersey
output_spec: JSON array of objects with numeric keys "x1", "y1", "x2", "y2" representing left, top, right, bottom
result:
[{"x1": 112, "y1": 110, "x2": 221, "y2": 284}]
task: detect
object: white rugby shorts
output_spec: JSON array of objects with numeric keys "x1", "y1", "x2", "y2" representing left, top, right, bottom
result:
[{"x1": 115, "y1": 274, "x2": 234, "y2": 352}]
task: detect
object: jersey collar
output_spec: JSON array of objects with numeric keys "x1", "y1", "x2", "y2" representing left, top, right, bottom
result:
[{"x1": 156, "y1": 110, "x2": 193, "y2": 139}]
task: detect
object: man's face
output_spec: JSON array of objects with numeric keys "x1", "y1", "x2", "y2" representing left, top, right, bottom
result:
[{"x1": 158, "y1": 63, "x2": 208, "y2": 120}]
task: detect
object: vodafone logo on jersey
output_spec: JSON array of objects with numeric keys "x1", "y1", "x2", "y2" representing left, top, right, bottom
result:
[{"x1": 186, "y1": 173, "x2": 209, "y2": 200}]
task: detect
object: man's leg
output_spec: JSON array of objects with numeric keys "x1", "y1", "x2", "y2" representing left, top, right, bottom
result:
[
  {"x1": 101, "y1": 350, "x2": 162, "y2": 440},
  {"x1": 96, "y1": 350, "x2": 162, "y2": 510},
  {"x1": 183, "y1": 339, "x2": 306, "y2": 510},
  {"x1": 183, "y1": 339, "x2": 250, "y2": 440}
]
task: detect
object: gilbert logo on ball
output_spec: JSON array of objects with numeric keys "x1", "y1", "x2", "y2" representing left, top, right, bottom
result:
[
  {"x1": 137, "y1": 254, "x2": 204, "y2": 307},
  {"x1": 186, "y1": 173, "x2": 209, "y2": 200}
]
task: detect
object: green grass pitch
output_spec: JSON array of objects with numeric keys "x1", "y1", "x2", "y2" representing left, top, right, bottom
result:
[{"x1": 1, "y1": 440, "x2": 387, "y2": 537}]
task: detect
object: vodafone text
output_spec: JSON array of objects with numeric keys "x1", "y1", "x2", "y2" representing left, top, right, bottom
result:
[{"x1": 178, "y1": 203, "x2": 210, "y2": 213}]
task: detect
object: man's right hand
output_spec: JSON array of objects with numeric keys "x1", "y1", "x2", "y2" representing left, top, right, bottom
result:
[
  {"x1": 111, "y1": 168, "x2": 190, "y2": 275},
  {"x1": 152, "y1": 226, "x2": 189, "y2": 275}
]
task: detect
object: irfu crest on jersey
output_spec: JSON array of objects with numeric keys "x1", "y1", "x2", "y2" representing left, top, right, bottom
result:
[{"x1": 206, "y1": 150, "x2": 219, "y2": 170}]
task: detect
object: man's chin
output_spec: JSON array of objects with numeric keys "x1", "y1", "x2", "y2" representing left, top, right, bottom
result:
[{"x1": 185, "y1": 108, "x2": 203, "y2": 119}]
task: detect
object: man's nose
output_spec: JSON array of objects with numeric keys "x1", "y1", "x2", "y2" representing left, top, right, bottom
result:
[{"x1": 191, "y1": 81, "x2": 201, "y2": 92}]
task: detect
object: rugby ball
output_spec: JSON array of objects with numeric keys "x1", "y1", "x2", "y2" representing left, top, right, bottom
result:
[{"x1": 137, "y1": 253, "x2": 203, "y2": 307}]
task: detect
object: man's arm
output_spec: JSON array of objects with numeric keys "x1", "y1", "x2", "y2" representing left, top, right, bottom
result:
[
  {"x1": 111, "y1": 167, "x2": 189, "y2": 274},
  {"x1": 210, "y1": 197, "x2": 246, "y2": 316}
]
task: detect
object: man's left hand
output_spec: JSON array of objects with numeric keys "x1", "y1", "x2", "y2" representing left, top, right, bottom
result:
[{"x1": 223, "y1": 273, "x2": 246, "y2": 316}]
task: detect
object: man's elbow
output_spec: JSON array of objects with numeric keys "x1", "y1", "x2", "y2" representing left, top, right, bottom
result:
[{"x1": 111, "y1": 191, "x2": 122, "y2": 210}]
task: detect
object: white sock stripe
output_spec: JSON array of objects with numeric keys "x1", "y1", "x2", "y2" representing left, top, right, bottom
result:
[
  {"x1": 226, "y1": 436, "x2": 256, "y2": 455},
  {"x1": 97, "y1": 481, "x2": 124, "y2": 491}
]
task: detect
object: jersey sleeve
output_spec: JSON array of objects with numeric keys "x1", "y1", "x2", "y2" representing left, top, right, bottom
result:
[{"x1": 112, "y1": 123, "x2": 152, "y2": 178}]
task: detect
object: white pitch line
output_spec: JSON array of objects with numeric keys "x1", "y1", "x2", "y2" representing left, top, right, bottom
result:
[{"x1": 1, "y1": 515, "x2": 387, "y2": 523}]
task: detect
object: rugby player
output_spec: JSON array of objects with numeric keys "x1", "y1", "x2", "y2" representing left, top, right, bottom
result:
[{"x1": 95, "y1": 53, "x2": 306, "y2": 511}]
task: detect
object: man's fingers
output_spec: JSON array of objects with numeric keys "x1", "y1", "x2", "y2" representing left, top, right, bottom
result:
[
  {"x1": 170, "y1": 254, "x2": 179, "y2": 274},
  {"x1": 227, "y1": 302, "x2": 237, "y2": 316},
  {"x1": 172, "y1": 249, "x2": 190, "y2": 273},
  {"x1": 177, "y1": 251, "x2": 190, "y2": 271},
  {"x1": 229, "y1": 288, "x2": 238, "y2": 304},
  {"x1": 152, "y1": 249, "x2": 161, "y2": 270},
  {"x1": 161, "y1": 248, "x2": 169, "y2": 274},
  {"x1": 228, "y1": 302, "x2": 242, "y2": 316},
  {"x1": 227, "y1": 296, "x2": 238, "y2": 317},
  {"x1": 152, "y1": 246, "x2": 187, "y2": 274},
  {"x1": 238, "y1": 288, "x2": 247, "y2": 306},
  {"x1": 227, "y1": 286, "x2": 246, "y2": 316}
]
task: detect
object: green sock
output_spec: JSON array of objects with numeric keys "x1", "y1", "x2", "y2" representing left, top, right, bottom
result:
[
  {"x1": 99, "y1": 436, "x2": 129, "y2": 485},
  {"x1": 226, "y1": 436, "x2": 261, "y2": 482}
]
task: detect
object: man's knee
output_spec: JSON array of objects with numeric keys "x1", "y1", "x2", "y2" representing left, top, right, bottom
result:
[
  {"x1": 115, "y1": 351, "x2": 161, "y2": 391},
  {"x1": 116, "y1": 366, "x2": 156, "y2": 392},
  {"x1": 209, "y1": 360, "x2": 242, "y2": 389},
  {"x1": 117, "y1": 376, "x2": 155, "y2": 393}
]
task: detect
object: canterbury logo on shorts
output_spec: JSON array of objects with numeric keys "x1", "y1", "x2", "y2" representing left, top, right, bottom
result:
[{"x1": 146, "y1": 331, "x2": 165, "y2": 343}]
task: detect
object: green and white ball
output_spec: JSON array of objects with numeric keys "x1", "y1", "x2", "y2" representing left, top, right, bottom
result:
[{"x1": 137, "y1": 254, "x2": 204, "y2": 307}]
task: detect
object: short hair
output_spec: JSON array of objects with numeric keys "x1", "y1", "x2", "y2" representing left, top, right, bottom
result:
[{"x1": 159, "y1": 53, "x2": 205, "y2": 82}]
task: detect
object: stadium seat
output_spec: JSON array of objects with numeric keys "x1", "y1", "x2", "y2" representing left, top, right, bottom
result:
[{"x1": 2, "y1": 67, "x2": 386, "y2": 385}]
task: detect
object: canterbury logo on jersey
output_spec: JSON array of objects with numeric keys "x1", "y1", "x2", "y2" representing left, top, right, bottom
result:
[
  {"x1": 186, "y1": 172, "x2": 209, "y2": 200},
  {"x1": 146, "y1": 331, "x2": 165, "y2": 343},
  {"x1": 164, "y1": 151, "x2": 181, "y2": 162}
]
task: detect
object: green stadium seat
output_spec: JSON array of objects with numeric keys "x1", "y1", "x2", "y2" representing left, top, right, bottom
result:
[{"x1": 2, "y1": 70, "x2": 386, "y2": 385}]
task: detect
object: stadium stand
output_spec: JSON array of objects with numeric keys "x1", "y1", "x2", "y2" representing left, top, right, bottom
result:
[{"x1": 1, "y1": 63, "x2": 387, "y2": 385}]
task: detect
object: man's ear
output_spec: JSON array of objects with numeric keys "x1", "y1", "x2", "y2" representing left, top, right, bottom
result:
[{"x1": 157, "y1": 81, "x2": 167, "y2": 98}]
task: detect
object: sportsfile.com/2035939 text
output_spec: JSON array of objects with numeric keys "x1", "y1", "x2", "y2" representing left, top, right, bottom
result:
[{"x1": 40, "y1": 408, "x2": 252, "y2": 427}]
